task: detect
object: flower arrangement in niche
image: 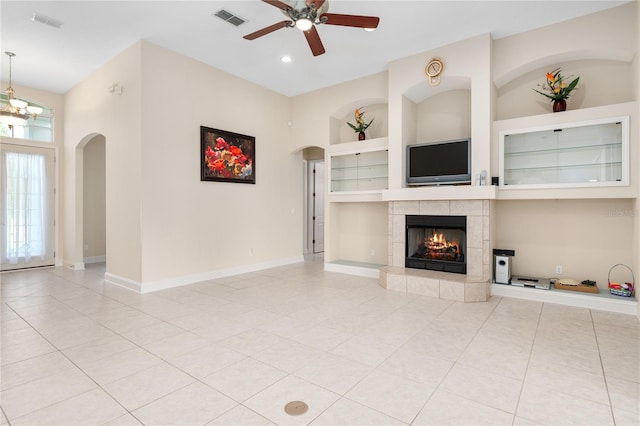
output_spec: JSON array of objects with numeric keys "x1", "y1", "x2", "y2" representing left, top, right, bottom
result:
[
  {"x1": 533, "y1": 67, "x2": 579, "y2": 112},
  {"x1": 347, "y1": 108, "x2": 374, "y2": 135},
  {"x1": 204, "y1": 136, "x2": 252, "y2": 179}
]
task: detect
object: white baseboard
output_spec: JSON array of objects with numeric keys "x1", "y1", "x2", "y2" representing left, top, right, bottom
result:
[
  {"x1": 105, "y1": 255, "x2": 305, "y2": 294},
  {"x1": 324, "y1": 262, "x2": 381, "y2": 279},
  {"x1": 63, "y1": 260, "x2": 85, "y2": 271},
  {"x1": 84, "y1": 255, "x2": 106, "y2": 264}
]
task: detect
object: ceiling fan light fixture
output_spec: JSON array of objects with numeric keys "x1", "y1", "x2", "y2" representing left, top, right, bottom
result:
[{"x1": 295, "y1": 18, "x2": 313, "y2": 31}]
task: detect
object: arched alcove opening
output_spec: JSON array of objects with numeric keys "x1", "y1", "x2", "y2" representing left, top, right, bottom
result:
[
  {"x1": 74, "y1": 133, "x2": 106, "y2": 271},
  {"x1": 329, "y1": 98, "x2": 388, "y2": 145}
]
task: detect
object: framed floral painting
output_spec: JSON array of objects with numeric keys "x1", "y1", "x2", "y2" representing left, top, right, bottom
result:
[{"x1": 200, "y1": 126, "x2": 255, "y2": 184}]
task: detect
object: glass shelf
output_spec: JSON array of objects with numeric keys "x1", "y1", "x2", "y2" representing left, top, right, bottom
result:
[
  {"x1": 330, "y1": 150, "x2": 388, "y2": 192},
  {"x1": 500, "y1": 118, "x2": 628, "y2": 188}
]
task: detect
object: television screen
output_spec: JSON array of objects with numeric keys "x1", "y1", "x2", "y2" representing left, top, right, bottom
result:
[{"x1": 407, "y1": 139, "x2": 471, "y2": 185}]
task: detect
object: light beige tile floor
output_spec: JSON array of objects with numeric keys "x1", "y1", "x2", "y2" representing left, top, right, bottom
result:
[{"x1": 1, "y1": 257, "x2": 639, "y2": 425}]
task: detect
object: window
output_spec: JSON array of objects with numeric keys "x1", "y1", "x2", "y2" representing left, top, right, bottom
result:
[{"x1": 0, "y1": 93, "x2": 53, "y2": 142}]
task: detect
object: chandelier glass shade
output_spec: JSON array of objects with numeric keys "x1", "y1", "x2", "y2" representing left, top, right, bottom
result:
[{"x1": 1, "y1": 52, "x2": 43, "y2": 127}]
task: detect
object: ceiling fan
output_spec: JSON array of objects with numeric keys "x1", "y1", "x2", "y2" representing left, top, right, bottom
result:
[{"x1": 243, "y1": 0, "x2": 380, "y2": 56}]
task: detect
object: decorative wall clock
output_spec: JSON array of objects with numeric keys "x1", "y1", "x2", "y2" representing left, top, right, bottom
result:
[{"x1": 425, "y1": 58, "x2": 444, "y2": 86}]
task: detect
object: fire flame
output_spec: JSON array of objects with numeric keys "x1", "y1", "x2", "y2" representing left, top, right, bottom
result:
[{"x1": 428, "y1": 232, "x2": 459, "y2": 252}]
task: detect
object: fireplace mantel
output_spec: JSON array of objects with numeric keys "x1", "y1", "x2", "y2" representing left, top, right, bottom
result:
[{"x1": 382, "y1": 185, "x2": 496, "y2": 202}]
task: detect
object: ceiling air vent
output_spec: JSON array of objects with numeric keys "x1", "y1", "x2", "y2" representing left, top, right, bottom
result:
[
  {"x1": 213, "y1": 9, "x2": 246, "y2": 27},
  {"x1": 32, "y1": 12, "x2": 64, "y2": 29}
]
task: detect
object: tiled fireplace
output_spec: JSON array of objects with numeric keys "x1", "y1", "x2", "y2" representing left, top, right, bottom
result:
[{"x1": 380, "y1": 199, "x2": 492, "y2": 302}]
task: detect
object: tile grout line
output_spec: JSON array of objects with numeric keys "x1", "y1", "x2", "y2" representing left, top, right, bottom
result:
[
  {"x1": 403, "y1": 296, "x2": 505, "y2": 425},
  {"x1": 590, "y1": 308, "x2": 618, "y2": 426},
  {"x1": 509, "y1": 299, "x2": 544, "y2": 426}
]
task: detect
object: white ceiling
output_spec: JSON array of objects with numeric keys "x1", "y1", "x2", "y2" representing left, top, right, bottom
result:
[{"x1": 0, "y1": 0, "x2": 630, "y2": 97}]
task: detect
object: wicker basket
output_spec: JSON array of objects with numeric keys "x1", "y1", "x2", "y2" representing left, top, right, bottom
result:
[{"x1": 608, "y1": 264, "x2": 635, "y2": 297}]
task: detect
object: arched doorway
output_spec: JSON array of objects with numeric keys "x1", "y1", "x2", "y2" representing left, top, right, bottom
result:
[{"x1": 74, "y1": 133, "x2": 106, "y2": 270}]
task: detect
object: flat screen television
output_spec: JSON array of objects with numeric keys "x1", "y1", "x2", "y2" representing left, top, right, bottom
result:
[{"x1": 406, "y1": 138, "x2": 471, "y2": 185}]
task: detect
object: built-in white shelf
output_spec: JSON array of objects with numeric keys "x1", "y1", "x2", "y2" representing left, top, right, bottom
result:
[
  {"x1": 327, "y1": 137, "x2": 388, "y2": 155},
  {"x1": 491, "y1": 283, "x2": 637, "y2": 315},
  {"x1": 324, "y1": 260, "x2": 383, "y2": 278},
  {"x1": 496, "y1": 186, "x2": 638, "y2": 200},
  {"x1": 327, "y1": 191, "x2": 384, "y2": 203},
  {"x1": 382, "y1": 185, "x2": 496, "y2": 201}
]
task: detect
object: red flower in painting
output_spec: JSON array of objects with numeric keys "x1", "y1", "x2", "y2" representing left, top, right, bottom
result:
[
  {"x1": 204, "y1": 136, "x2": 253, "y2": 180},
  {"x1": 215, "y1": 137, "x2": 229, "y2": 150}
]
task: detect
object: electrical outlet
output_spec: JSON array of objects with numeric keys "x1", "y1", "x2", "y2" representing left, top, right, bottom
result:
[
  {"x1": 249, "y1": 248, "x2": 254, "y2": 256},
  {"x1": 556, "y1": 265, "x2": 563, "y2": 275},
  {"x1": 370, "y1": 249, "x2": 375, "y2": 257},
  {"x1": 84, "y1": 244, "x2": 89, "y2": 251}
]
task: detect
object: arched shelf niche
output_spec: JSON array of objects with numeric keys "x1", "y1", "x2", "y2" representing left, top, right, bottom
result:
[
  {"x1": 496, "y1": 57, "x2": 634, "y2": 121},
  {"x1": 402, "y1": 76, "x2": 472, "y2": 146},
  {"x1": 330, "y1": 98, "x2": 388, "y2": 145}
]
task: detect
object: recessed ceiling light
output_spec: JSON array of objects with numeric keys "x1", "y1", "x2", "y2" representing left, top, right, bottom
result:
[
  {"x1": 281, "y1": 56, "x2": 292, "y2": 63},
  {"x1": 364, "y1": 27, "x2": 376, "y2": 32}
]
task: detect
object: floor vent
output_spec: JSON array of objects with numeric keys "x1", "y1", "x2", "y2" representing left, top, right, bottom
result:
[
  {"x1": 284, "y1": 401, "x2": 308, "y2": 416},
  {"x1": 213, "y1": 9, "x2": 246, "y2": 26}
]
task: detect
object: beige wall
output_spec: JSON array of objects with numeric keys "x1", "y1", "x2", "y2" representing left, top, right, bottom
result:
[
  {"x1": 491, "y1": 2, "x2": 638, "y2": 297},
  {"x1": 388, "y1": 33, "x2": 493, "y2": 188},
  {"x1": 415, "y1": 89, "x2": 472, "y2": 143},
  {"x1": 138, "y1": 43, "x2": 301, "y2": 285},
  {"x1": 495, "y1": 199, "x2": 635, "y2": 286},
  {"x1": 497, "y1": 59, "x2": 633, "y2": 120},
  {"x1": 82, "y1": 134, "x2": 106, "y2": 259},
  {"x1": 291, "y1": 72, "x2": 389, "y2": 265},
  {"x1": 290, "y1": 72, "x2": 388, "y2": 153},
  {"x1": 64, "y1": 42, "x2": 143, "y2": 278},
  {"x1": 492, "y1": 2, "x2": 636, "y2": 89},
  {"x1": 330, "y1": 202, "x2": 388, "y2": 265},
  {"x1": 635, "y1": 0, "x2": 640, "y2": 316}
]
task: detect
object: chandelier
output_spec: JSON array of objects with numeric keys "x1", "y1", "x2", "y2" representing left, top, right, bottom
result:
[{"x1": 1, "y1": 51, "x2": 43, "y2": 128}]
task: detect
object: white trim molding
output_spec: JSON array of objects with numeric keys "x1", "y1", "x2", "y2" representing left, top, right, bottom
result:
[
  {"x1": 105, "y1": 255, "x2": 305, "y2": 294},
  {"x1": 83, "y1": 255, "x2": 106, "y2": 264}
]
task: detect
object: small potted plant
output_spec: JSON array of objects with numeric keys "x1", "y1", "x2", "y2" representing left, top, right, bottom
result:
[
  {"x1": 533, "y1": 67, "x2": 579, "y2": 112},
  {"x1": 347, "y1": 108, "x2": 374, "y2": 140}
]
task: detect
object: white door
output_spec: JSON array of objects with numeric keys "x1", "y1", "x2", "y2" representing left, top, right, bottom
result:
[
  {"x1": 312, "y1": 161, "x2": 324, "y2": 253},
  {"x1": 1, "y1": 143, "x2": 55, "y2": 271}
]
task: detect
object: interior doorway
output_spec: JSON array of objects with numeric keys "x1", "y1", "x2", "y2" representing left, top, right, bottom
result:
[
  {"x1": 302, "y1": 147, "x2": 325, "y2": 255},
  {"x1": 309, "y1": 160, "x2": 324, "y2": 253}
]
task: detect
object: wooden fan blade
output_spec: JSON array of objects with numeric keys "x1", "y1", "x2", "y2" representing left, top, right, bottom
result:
[
  {"x1": 303, "y1": 26, "x2": 325, "y2": 56},
  {"x1": 243, "y1": 20, "x2": 291, "y2": 40},
  {"x1": 321, "y1": 13, "x2": 380, "y2": 29},
  {"x1": 262, "y1": 0, "x2": 292, "y2": 11},
  {"x1": 306, "y1": 0, "x2": 326, "y2": 10}
]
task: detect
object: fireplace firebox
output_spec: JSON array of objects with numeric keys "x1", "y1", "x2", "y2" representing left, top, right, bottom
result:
[{"x1": 405, "y1": 215, "x2": 467, "y2": 274}]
